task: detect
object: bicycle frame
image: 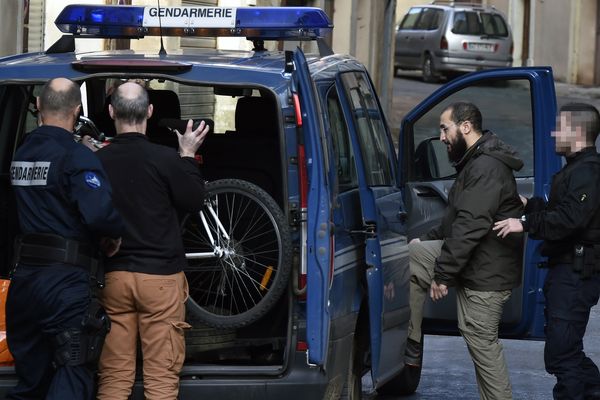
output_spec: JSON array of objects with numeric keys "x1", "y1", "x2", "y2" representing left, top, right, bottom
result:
[{"x1": 186, "y1": 199, "x2": 230, "y2": 259}]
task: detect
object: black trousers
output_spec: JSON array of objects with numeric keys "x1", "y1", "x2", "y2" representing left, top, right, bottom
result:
[
  {"x1": 5, "y1": 264, "x2": 95, "y2": 400},
  {"x1": 544, "y1": 263, "x2": 600, "y2": 400}
]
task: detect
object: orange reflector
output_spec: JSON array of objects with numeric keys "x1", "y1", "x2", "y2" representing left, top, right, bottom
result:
[{"x1": 260, "y1": 266, "x2": 274, "y2": 290}]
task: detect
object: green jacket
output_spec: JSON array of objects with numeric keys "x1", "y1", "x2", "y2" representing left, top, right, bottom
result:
[{"x1": 422, "y1": 132, "x2": 524, "y2": 291}]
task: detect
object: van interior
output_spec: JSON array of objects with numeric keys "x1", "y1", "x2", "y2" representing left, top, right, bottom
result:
[{"x1": 0, "y1": 77, "x2": 292, "y2": 372}]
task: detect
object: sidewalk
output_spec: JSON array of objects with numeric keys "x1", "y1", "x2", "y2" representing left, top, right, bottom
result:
[{"x1": 554, "y1": 81, "x2": 600, "y2": 106}]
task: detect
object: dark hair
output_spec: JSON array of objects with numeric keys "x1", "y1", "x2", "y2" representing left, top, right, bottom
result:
[
  {"x1": 446, "y1": 101, "x2": 482, "y2": 133},
  {"x1": 38, "y1": 78, "x2": 81, "y2": 118},
  {"x1": 560, "y1": 102, "x2": 600, "y2": 143},
  {"x1": 110, "y1": 84, "x2": 149, "y2": 125}
]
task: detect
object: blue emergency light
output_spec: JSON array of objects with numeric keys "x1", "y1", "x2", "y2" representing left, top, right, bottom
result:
[{"x1": 55, "y1": 5, "x2": 332, "y2": 40}]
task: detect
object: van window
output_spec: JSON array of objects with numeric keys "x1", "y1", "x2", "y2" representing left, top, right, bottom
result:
[
  {"x1": 327, "y1": 86, "x2": 358, "y2": 192},
  {"x1": 340, "y1": 72, "x2": 394, "y2": 186},
  {"x1": 452, "y1": 11, "x2": 509, "y2": 37},
  {"x1": 399, "y1": 7, "x2": 422, "y2": 30},
  {"x1": 415, "y1": 8, "x2": 443, "y2": 30}
]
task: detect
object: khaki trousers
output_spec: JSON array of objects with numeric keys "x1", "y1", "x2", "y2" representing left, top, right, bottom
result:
[
  {"x1": 97, "y1": 271, "x2": 190, "y2": 400},
  {"x1": 408, "y1": 240, "x2": 513, "y2": 400}
]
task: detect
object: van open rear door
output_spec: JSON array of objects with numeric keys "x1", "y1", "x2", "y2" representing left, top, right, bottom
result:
[{"x1": 293, "y1": 48, "x2": 333, "y2": 366}]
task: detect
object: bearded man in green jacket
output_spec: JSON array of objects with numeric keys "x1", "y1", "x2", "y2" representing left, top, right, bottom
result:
[{"x1": 405, "y1": 101, "x2": 524, "y2": 400}]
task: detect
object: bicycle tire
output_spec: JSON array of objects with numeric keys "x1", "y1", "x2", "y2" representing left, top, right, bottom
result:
[{"x1": 182, "y1": 179, "x2": 292, "y2": 329}]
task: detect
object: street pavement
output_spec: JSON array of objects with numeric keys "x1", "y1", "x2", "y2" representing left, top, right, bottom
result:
[{"x1": 374, "y1": 71, "x2": 600, "y2": 399}]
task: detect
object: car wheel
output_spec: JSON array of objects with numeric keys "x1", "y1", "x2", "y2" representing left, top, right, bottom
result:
[
  {"x1": 377, "y1": 335, "x2": 423, "y2": 396},
  {"x1": 422, "y1": 55, "x2": 438, "y2": 83}
]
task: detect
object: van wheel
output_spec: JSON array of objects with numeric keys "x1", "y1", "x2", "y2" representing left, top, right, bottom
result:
[
  {"x1": 377, "y1": 336, "x2": 423, "y2": 396},
  {"x1": 422, "y1": 55, "x2": 438, "y2": 83},
  {"x1": 182, "y1": 179, "x2": 292, "y2": 329}
]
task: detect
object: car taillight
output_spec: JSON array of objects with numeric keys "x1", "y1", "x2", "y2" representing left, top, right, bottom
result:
[
  {"x1": 494, "y1": 43, "x2": 499, "y2": 52},
  {"x1": 440, "y1": 36, "x2": 448, "y2": 50},
  {"x1": 462, "y1": 41, "x2": 467, "y2": 50}
]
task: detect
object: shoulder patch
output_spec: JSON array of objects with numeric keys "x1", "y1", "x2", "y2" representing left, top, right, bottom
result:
[
  {"x1": 580, "y1": 193, "x2": 587, "y2": 202},
  {"x1": 84, "y1": 172, "x2": 101, "y2": 189}
]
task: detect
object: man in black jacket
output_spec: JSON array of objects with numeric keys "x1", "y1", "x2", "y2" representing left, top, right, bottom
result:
[
  {"x1": 95, "y1": 82, "x2": 208, "y2": 400},
  {"x1": 495, "y1": 103, "x2": 600, "y2": 400},
  {"x1": 406, "y1": 102, "x2": 523, "y2": 400}
]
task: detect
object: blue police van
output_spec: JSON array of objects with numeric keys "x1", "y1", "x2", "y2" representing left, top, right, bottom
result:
[{"x1": 0, "y1": 4, "x2": 559, "y2": 399}]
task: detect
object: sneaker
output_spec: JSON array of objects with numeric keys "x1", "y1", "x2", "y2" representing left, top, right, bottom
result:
[{"x1": 404, "y1": 338, "x2": 422, "y2": 367}]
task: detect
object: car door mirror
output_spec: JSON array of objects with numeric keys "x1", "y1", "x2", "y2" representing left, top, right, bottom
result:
[{"x1": 414, "y1": 137, "x2": 456, "y2": 180}]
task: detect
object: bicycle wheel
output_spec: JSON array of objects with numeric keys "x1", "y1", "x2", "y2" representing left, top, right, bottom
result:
[{"x1": 182, "y1": 179, "x2": 292, "y2": 329}]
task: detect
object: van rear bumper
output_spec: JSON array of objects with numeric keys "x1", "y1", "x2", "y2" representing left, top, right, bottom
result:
[{"x1": 0, "y1": 352, "x2": 329, "y2": 400}]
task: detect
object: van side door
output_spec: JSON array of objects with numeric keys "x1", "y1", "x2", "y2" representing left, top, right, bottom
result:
[
  {"x1": 336, "y1": 70, "x2": 410, "y2": 385},
  {"x1": 399, "y1": 67, "x2": 559, "y2": 339},
  {"x1": 293, "y1": 49, "x2": 333, "y2": 365}
]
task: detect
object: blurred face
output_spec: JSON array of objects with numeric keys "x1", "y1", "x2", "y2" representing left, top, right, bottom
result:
[
  {"x1": 440, "y1": 109, "x2": 467, "y2": 162},
  {"x1": 551, "y1": 112, "x2": 587, "y2": 155}
]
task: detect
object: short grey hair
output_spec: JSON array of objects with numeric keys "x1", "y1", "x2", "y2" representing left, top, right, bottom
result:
[
  {"x1": 39, "y1": 78, "x2": 81, "y2": 118},
  {"x1": 110, "y1": 84, "x2": 149, "y2": 125}
]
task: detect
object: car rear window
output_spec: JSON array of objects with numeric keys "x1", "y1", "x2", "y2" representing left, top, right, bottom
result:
[{"x1": 452, "y1": 11, "x2": 509, "y2": 37}]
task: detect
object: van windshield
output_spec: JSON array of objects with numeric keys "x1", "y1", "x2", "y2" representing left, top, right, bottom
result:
[{"x1": 452, "y1": 11, "x2": 508, "y2": 37}]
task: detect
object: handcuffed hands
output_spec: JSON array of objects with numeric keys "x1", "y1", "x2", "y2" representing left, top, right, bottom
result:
[{"x1": 430, "y1": 281, "x2": 448, "y2": 301}]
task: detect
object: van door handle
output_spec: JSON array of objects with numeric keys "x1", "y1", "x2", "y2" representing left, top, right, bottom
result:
[
  {"x1": 413, "y1": 187, "x2": 438, "y2": 197},
  {"x1": 397, "y1": 211, "x2": 408, "y2": 223}
]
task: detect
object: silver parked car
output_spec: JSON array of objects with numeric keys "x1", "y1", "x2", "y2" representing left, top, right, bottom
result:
[{"x1": 395, "y1": 2, "x2": 513, "y2": 82}]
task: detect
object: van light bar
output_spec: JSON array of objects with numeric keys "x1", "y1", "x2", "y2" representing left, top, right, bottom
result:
[{"x1": 55, "y1": 5, "x2": 332, "y2": 40}]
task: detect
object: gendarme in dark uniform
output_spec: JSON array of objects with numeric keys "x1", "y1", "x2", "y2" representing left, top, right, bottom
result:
[
  {"x1": 495, "y1": 103, "x2": 600, "y2": 400},
  {"x1": 7, "y1": 78, "x2": 123, "y2": 400}
]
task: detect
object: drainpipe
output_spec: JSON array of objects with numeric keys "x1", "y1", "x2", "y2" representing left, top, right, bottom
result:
[
  {"x1": 526, "y1": 0, "x2": 535, "y2": 66},
  {"x1": 379, "y1": 0, "x2": 396, "y2": 119},
  {"x1": 567, "y1": 0, "x2": 581, "y2": 84}
]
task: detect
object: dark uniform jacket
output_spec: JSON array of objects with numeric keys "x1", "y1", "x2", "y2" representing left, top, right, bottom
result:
[
  {"x1": 10, "y1": 125, "x2": 122, "y2": 242},
  {"x1": 523, "y1": 147, "x2": 600, "y2": 261},
  {"x1": 96, "y1": 133, "x2": 205, "y2": 275},
  {"x1": 422, "y1": 131, "x2": 524, "y2": 290}
]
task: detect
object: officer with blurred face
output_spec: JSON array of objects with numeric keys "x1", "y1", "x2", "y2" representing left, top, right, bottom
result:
[
  {"x1": 495, "y1": 103, "x2": 600, "y2": 400},
  {"x1": 7, "y1": 77, "x2": 123, "y2": 399}
]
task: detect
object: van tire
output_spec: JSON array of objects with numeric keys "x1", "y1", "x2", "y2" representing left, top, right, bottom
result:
[
  {"x1": 341, "y1": 314, "x2": 369, "y2": 400},
  {"x1": 376, "y1": 336, "x2": 423, "y2": 396},
  {"x1": 182, "y1": 179, "x2": 293, "y2": 329},
  {"x1": 422, "y1": 55, "x2": 438, "y2": 83}
]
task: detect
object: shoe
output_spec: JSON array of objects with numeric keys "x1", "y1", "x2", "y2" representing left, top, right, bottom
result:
[{"x1": 404, "y1": 338, "x2": 423, "y2": 367}]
